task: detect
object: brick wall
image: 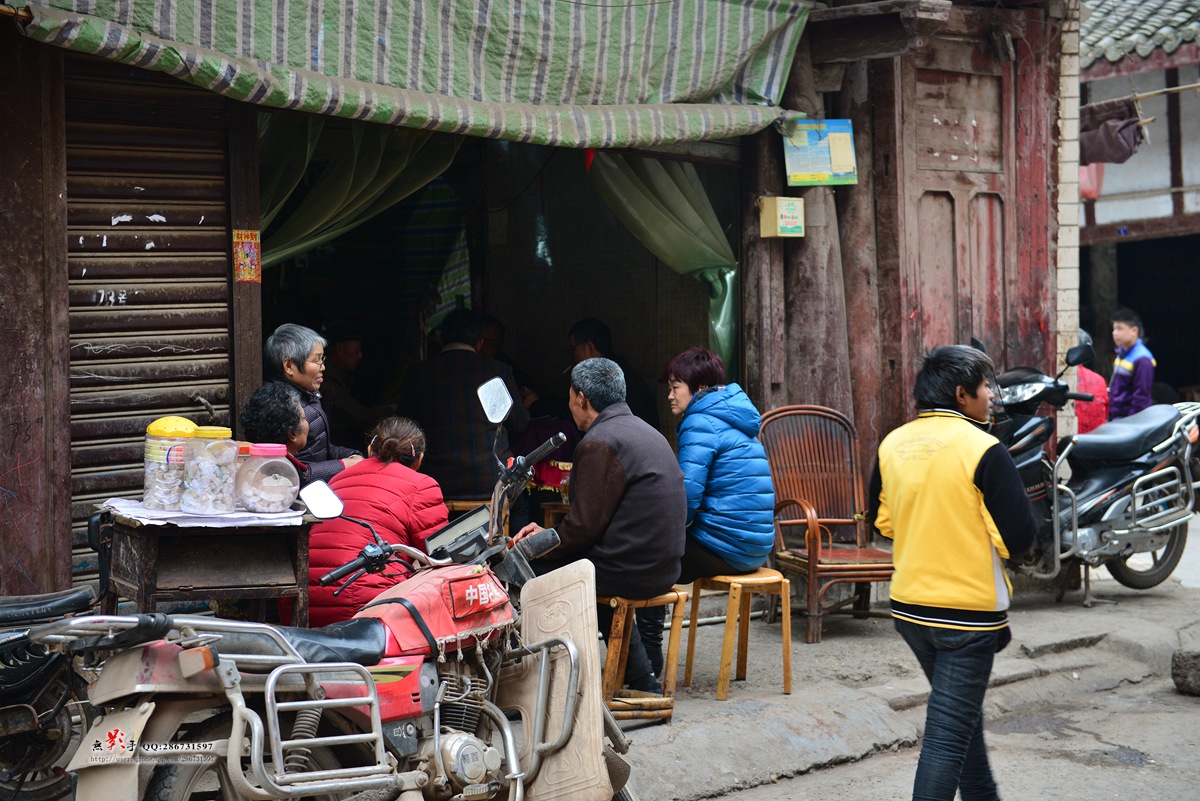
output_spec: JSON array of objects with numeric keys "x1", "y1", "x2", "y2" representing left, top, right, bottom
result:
[{"x1": 1056, "y1": 0, "x2": 1083, "y2": 437}]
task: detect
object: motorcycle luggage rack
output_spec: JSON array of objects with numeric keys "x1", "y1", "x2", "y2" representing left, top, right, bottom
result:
[
  {"x1": 1128, "y1": 465, "x2": 1185, "y2": 527},
  {"x1": 1128, "y1": 465, "x2": 1193, "y2": 530},
  {"x1": 28, "y1": 615, "x2": 308, "y2": 671},
  {"x1": 263, "y1": 662, "x2": 390, "y2": 787},
  {"x1": 1048, "y1": 442, "x2": 1082, "y2": 579},
  {"x1": 1170, "y1": 403, "x2": 1200, "y2": 496}
]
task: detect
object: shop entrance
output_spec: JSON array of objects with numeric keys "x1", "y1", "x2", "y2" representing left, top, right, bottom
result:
[
  {"x1": 260, "y1": 137, "x2": 740, "y2": 441},
  {"x1": 1081, "y1": 232, "x2": 1200, "y2": 399}
]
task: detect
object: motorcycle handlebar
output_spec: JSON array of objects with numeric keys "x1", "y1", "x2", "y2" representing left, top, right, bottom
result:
[
  {"x1": 514, "y1": 432, "x2": 567, "y2": 473},
  {"x1": 514, "y1": 526, "x2": 561, "y2": 562},
  {"x1": 1066, "y1": 392, "x2": 1095, "y2": 402},
  {"x1": 319, "y1": 549, "x2": 379, "y2": 586}
]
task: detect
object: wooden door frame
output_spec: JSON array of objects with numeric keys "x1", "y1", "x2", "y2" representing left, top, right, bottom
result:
[{"x1": 875, "y1": 5, "x2": 1056, "y2": 420}]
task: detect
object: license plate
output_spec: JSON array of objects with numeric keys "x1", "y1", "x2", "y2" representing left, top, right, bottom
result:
[{"x1": 68, "y1": 703, "x2": 155, "y2": 770}]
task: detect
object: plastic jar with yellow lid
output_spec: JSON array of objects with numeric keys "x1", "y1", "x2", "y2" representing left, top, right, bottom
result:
[
  {"x1": 143, "y1": 416, "x2": 197, "y2": 510},
  {"x1": 181, "y1": 426, "x2": 238, "y2": 514}
]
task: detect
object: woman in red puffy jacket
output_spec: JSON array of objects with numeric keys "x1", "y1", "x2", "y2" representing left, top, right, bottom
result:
[{"x1": 306, "y1": 416, "x2": 449, "y2": 626}]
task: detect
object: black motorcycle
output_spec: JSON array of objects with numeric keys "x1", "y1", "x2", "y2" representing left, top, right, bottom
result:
[
  {"x1": 0, "y1": 584, "x2": 99, "y2": 801},
  {"x1": 991, "y1": 343, "x2": 1198, "y2": 602}
]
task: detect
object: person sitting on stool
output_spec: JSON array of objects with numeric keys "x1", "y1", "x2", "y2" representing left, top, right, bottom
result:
[{"x1": 514, "y1": 358, "x2": 685, "y2": 693}]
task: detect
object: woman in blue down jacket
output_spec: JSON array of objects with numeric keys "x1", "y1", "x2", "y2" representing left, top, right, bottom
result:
[{"x1": 666, "y1": 347, "x2": 776, "y2": 583}]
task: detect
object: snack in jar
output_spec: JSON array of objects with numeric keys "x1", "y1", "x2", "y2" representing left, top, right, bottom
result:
[
  {"x1": 180, "y1": 426, "x2": 238, "y2": 514},
  {"x1": 235, "y1": 443, "x2": 301, "y2": 513},
  {"x1": 143, "y1": 416, "x2": 197, "y2": 510}
]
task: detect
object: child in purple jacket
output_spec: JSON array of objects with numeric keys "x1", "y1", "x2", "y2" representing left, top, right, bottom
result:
[{"x1": 1109, "y1": 308, "x2": 1156, "y2": 420}]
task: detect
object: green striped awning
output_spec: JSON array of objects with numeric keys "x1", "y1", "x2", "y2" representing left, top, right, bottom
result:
[{"x1": 14, "y1": 0, "x2": 809, "y2": 148}]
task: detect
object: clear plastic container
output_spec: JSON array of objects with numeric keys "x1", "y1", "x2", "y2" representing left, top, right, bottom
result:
[
  {"x1": 235, "y1": 441, "x2": 252, "y2": 472},
  {"x1": 180, "y1": 426, "x2": 238, "y2": 514},
  {"x1": 143, "y1": 416, "x2": 197, "y2": 510},
  {"x1": 235, "y1": 444, "x2": 300, "y2": 514}
]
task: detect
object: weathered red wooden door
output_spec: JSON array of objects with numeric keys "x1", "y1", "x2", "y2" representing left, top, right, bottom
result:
[{"x1": 876, "y1": 7, "x2": 1054, "y2": 427}]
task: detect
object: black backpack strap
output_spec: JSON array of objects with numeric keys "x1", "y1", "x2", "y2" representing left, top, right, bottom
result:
[{"x1": 363, "y1": 597, "x2": 438, "y2": 655}]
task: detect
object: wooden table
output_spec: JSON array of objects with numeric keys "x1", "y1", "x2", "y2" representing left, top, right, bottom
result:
[
  {"x1": 542, "y1": 502, "x2": 570, "y2": 528},
  {"x1": 96, "y1": 509, "x2": 312, "y2": 626}
]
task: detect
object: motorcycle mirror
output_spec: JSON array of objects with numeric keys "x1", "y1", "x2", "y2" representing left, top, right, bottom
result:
[
  {"x1": 477, "y1": 376, "x2": 514, "y2": 424},
  {"x1": 1065, "y1": 343, "x2": 1094, "y2": 367},
  {"x1": 299, "y1": 480, "x2": 345, "y2": 520}
]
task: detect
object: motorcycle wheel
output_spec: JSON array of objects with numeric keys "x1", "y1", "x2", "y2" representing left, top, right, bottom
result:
[
  {"x1": 0, "y1": 666, "x2": 96, "y2": 801},
  {"x1": 1105, "y1": 522, "x2": 1188, "y2": 589},
  {"x1": 144, "y1": 714, "x2": 351, "y2": 801}
]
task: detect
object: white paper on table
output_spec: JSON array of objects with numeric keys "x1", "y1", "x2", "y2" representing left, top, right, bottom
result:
[{"x1": 103, "y1": 498, "x2": 304, "y2": 528}]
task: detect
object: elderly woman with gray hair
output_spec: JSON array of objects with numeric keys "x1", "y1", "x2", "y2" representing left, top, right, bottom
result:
[{"x1": 264, "y1": 323, "x2": 362, "y2": 483}]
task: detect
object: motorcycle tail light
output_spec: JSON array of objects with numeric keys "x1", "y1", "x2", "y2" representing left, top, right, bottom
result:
[{"x1": 1187, "y1": 423, "x2": 1198, "y2": 443}]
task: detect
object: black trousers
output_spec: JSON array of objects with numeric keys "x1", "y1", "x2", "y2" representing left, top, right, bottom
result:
[
  {"x1": 596, "y1": 602, "x2": 657, "y2": 687},
  {"x1": 531, "y1": 556, "x2": 664, "y2": 685}
]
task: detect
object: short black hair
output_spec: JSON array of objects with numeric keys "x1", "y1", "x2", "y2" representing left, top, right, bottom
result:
[
  {"x1": 241, "y1": 383, "x2": 303, "y2": 443},
  {"x1": 1111, "y1": 307, "x2": 1143, "y2": 336},
  {"x1": 568, "y1": 318, "x2": 613, "y2": 355},
  {"x1": 482, "y1": 314, "x2": 505, "y2": 337},
  {"x1": 913, "y1": 345, "x2": 995, "y2": 411},
  {"x1": 439, "y1": 309, "x2": 485, "y2": 346},
  {"x1": 320, "y1": 319, "x2": 366, "y2": 346}
]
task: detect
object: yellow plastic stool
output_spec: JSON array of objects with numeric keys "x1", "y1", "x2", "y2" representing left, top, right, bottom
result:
[{"x1": 683, "y1": 567, "x2": 792, "y2": 701}]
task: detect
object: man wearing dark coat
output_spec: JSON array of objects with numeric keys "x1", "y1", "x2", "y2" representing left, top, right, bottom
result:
[
  {"x1": 568, "y1": 317, "x2": 660, "y2": 431},
  {"x1": 399, "y1": 309, "x2": 530, "y2": 500},
  {"x1": 515, "y1": 357, "x2": 686, "y2": 693}
]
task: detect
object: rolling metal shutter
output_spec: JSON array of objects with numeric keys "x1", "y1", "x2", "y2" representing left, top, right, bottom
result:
[{"x1": 65, "y1": 58, "x2": 234, "y2": 582}]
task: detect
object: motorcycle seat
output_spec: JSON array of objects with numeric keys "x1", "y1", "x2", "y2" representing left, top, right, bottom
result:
[
  {"x1": 0, "y1": 584, "x2": 97, "y2": 626},
  {"x1": 1071, "y1": 405, "x2": 1182, "y2": 462},
  {"x1": 217, "y1": 617, "x2": 388, "y2": 667}
]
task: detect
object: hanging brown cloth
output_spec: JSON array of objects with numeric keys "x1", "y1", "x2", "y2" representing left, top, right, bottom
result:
[{"x1": 1079, "y1": 98, "x2": 1144, "y2": 166}]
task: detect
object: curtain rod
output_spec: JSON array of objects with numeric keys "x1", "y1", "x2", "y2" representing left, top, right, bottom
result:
[
  {"x1": 1133, "y1": 80, "x2": 1200, "y2": 101},
  {"x1": 0, "y1": 4, "x2": 33, "y2": 22}
]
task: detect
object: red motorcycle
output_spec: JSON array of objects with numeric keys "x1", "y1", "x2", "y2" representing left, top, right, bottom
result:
[{"x1": 32, "y1": 378, "x2": 636, "y2": 801}]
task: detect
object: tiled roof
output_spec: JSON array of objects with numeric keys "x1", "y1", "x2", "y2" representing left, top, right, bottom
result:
[{"x1": 1081, "y1": 0, "x2": 1200, "y2": 69}]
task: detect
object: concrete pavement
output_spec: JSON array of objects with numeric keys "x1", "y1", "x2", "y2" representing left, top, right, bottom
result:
[{"x1": 620, "y1": 561, "x2": 1200, "y2": 801}]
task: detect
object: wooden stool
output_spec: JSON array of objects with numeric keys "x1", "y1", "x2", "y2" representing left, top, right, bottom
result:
[
  {"x1": 683, "y1": 567, "x2": 792, "y2": 701},
  {"x1": 596, "y1": 590, "x2": 688, "y2": 723}
]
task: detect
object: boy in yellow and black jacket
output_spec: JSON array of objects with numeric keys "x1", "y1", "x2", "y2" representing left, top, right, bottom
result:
[
  {"x1": 867, "y1": 345, "x2": 1037, "y2": 801},
  {"x1": 872, "y1": 408, "x2": 1036, "y2": 631}
]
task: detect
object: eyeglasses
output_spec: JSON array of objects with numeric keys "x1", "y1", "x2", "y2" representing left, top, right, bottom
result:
[{"x1": 306, "y1": 354, "x2": 326, "y2": 365}]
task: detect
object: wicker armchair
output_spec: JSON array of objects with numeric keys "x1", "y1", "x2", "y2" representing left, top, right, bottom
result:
[{"x1": 758, "y1": 405, "x2": 893, "y2": 643}]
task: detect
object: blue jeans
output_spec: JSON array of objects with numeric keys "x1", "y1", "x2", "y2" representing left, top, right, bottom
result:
[{"x1": 895, "y1": 619, "x2": 1002, "y2": 801}]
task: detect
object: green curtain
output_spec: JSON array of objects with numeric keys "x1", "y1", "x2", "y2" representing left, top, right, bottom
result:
[
  {"x1": 587, "y1": 152, "x2": 739, "y2": 373},
  {"x1": 259, "y1": 115, "x2": 462, "y2": 268}
]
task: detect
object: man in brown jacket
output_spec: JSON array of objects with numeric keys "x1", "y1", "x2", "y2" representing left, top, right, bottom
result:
[{"x1": 516, "y1": 357, "x2": 686, "y2": 693}]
